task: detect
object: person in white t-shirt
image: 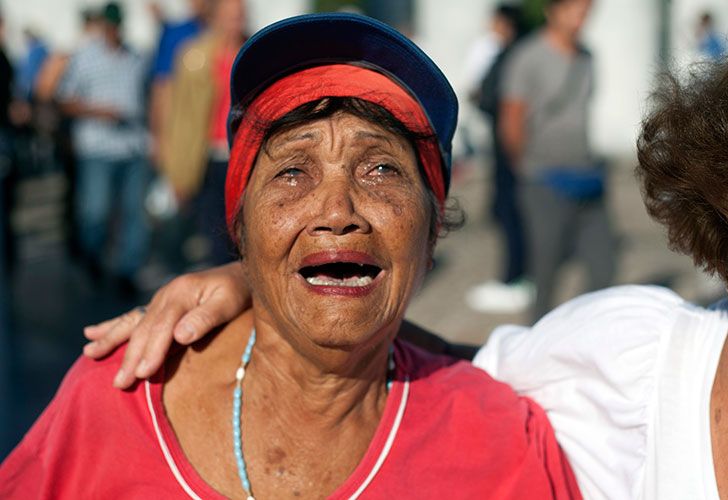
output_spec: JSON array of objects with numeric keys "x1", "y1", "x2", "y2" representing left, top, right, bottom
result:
[{"x1": 82, "y1": 59, "x2": 728, "y2": 499}]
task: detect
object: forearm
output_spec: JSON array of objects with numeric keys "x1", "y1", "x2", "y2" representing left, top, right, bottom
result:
[
  {"x1": 500, "y1": 127, "x2": 524, "y2": 169},
  {"x1": 60, "y1": 99, "x2": 119, "y2": 121},
  {"x1": 498, "y1": 99, "x2": 527, "y2": 170}
]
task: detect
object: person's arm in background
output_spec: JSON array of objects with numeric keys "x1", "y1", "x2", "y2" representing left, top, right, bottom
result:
[
  {"x1": 84, "y1": 264, "x2": 478, "y2": 389},
  {"x1": 34, "y1": 53, "x2": 69, "y2": 103},
  {"x1": 59, "y1": 99, "x2": 121, "y2": 121},
  {"x1": 496, "y1": 41, "x2": 530, "y2": 172},
  {"x1": 499, "y1": 98, "x2": 527, "y2": 170}
]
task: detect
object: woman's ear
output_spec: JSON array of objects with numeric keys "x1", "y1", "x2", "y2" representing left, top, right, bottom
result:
[
  {"x1": 233, "y1": 207, "x2": 247, "y2": 260},
  {"x1": 426, "y1": 239, "x2": 436, "y2": 271}
]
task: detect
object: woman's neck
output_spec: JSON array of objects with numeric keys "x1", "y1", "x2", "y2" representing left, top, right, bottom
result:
[
  {"x1": 239, "y1": 313, "x2": 396, "y2": 498},
  {"x1": 162, "y1": 310, "x2": 399, "y2": 498},
  {"x1": 247, "y1": 315, "x2": 392, "y2": 428}
]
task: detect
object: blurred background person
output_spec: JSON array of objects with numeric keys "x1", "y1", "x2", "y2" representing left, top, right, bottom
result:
[
  {"x1": 147, "y1": 0, "x2": 208, "y2": 274},
  {"x1": 0, "y1": 7, "x2": 17, "y2": 461},
  {"x1": 148, "y1": 0, "x2": 207, "y2": 165},
  {"x1": 696, "y1": 11, "x2": 726, "y2": 61},
  {"x1": 498, "y1": 0, "x2": 615, "y2": 322},
  {"x1": 456, "y1": 5, "x2": 505, "y2": 169},
  {"x1": 159, "y1": 0, "x2": 248, "y2": 268},
  {"x1": 57, "y1": 2, "x2": 150, "y2": 295},
  {"x1": 465, "y1": 3, "x2": 532, "y2": 314},
  {"x1": 34, "y1": 7, "x2": 105, "y2": 261},
  {"x1": 16, "y1": 27, "x2": 48, "y2": 104},
  {"x1": 0, "y1": 10, "x2": 13, "y2": 275}
]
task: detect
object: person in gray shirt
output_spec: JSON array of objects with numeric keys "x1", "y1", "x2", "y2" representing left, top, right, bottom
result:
[{"x1": 499, "y1": 0, "x2": 615, "y2": 321}]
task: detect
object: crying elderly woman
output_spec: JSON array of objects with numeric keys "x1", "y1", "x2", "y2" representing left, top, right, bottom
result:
[{"x1": 0, "y1": 13, "x2": 580, "y2": 499}]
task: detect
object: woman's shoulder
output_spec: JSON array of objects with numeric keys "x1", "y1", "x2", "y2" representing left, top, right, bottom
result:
[
  {"x1": 394, "y1": 340, "x2": 581, "y2": 497},
  {"x1": 33, "y1": 344, "x2": 151, "y2": 431},
  {"x1": 475, "y1": 285, "x2": 688, "y2": 376},
  {"x1": 397, "y1": 340, "x2": 529, "y2": 417},
  {"x1": 60, "y1": 345, "x2": 130, "y2": 395}
]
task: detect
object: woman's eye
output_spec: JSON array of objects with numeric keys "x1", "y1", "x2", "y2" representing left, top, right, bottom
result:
[
  {"x1": 368, "y1": 163, "x2": 399, "y2": 176},
  {"x1": 275, "y1": 167, "x2": 305, "y2": 178}
]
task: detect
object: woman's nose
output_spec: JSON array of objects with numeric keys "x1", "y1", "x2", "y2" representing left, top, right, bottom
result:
[{"x1": 307, "y1": 179, "x2": 371, "y2": 236}]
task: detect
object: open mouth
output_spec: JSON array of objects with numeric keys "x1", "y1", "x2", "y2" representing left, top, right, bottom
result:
[{"x1": 299, "y1": 262, "x2": 383, "y2": 288}]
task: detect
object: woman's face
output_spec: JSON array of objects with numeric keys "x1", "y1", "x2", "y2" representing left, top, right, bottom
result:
[{"x1": 240, "y1": 112, "x2": 433, "y2": 351}]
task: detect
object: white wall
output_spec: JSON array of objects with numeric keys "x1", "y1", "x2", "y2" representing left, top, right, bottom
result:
[
  {"x1": 0, "y1": 0, "x2": 307, "y2": 56},
  {"x1": 417, "y1": 0, "x2": 660, "y2": 159},
  {"x1": 582, "y1": 0, "x2": 659, "y2": 157},
  {"x1": 671, "y1": 0, "x2": 728, "y2": 65}
]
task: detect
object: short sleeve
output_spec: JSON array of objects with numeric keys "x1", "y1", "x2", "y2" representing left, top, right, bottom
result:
[
  {"x1": 500, "y1": 41, "x2": 533, "y2": 102},
  {"x1": 152, "y1": 26, "x2": 176, "y2": 79},
  {"x1": 473, "y1": 285, "x2": 684, "y2": 500}
]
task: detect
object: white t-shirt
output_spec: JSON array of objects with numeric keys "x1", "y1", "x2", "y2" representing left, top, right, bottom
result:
[{"x1": 474, "y1": 285, "x2": 728, "y2": 500}]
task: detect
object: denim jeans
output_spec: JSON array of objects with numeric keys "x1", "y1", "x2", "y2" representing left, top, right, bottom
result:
[{"x1": 76, "y1": 156, "x2": 150, "y2": 277}]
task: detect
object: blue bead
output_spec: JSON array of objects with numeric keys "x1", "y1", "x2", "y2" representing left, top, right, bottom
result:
[{"x1": 232, "y1": 328, "x2": 258, "y2": 497}]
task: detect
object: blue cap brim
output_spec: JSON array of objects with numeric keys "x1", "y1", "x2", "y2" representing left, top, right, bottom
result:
[{"x1": 228, "y1": 12, "x2": 457, "y2": 194}]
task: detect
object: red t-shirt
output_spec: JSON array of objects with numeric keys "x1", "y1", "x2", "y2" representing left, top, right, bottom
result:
[{"x1": 0, "y1": 341, "x2": 581, "y2": 499}]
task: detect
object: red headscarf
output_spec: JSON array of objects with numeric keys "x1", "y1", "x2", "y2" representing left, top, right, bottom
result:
[{"x1": 225, "y1": 64, "x2": 445, "y2": 232}]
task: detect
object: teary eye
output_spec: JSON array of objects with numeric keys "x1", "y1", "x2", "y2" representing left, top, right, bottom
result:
[
  {"x1": 276, "y1": 167, "x2": 305, "y2": 178},
  {"x1": 369, "y1": 163, "x2": 399, "y2": 176}
]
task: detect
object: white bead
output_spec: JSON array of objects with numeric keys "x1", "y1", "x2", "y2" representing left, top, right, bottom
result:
[{"x1": 236, "y1": 366, "x2": 245, "y2": 381}]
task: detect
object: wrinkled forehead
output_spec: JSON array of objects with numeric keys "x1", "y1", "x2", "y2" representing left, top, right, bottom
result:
[{"x1": 259, "y1": 103, "x2": 415, "y2": 156}]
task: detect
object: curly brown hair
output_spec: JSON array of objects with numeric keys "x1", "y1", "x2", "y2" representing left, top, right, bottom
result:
[{"x1": 637, "y1": 62, "x2": 728, "y2": 282}]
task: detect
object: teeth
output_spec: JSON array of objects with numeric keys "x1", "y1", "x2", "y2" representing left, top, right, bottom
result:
[{"x1": 306, "y1": 275, "x2": 374, "y2": 287}]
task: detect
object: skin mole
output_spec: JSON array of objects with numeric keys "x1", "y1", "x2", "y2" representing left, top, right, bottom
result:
[{"x1": 266, "y1": 446, "x2": 287, "y2": 464}]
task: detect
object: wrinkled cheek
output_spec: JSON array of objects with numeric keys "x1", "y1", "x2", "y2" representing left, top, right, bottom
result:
[{"x1": 241, "y1": 200, "x2": 304, "y2": 301}]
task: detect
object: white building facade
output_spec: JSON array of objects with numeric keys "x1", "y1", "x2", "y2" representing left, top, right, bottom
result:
[{"x1": 1, "y1": 0, "x2": 724, "y2": 158}]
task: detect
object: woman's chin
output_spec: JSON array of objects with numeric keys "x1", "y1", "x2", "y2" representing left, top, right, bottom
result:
[{"x1": 294, "y1": 309, "x2": 395, "y2": 349}]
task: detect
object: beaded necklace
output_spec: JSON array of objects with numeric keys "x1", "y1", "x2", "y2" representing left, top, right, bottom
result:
[{"x1": 231, "y1": 329, "x2": 396, "y2": 499}]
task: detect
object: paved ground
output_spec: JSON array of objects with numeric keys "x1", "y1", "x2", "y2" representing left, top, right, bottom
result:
[{"x1": 1, "y1": 153, "x2": 723, "y2": 459}]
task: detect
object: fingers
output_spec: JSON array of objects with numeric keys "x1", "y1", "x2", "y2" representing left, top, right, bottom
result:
[
  {"x1": 113, "y1": 324, "x2": 149, "y2": 388},
  {"x1": 83, "y1": 307, "x2": 146, "y2": 359},
  {"x1": 83, "y1": 266, "x2": 249, "y2": 389},
  {"x1": 130, "y1": 303, "x2": 188, "y2": 380},
  {"x1": 172, "y1": 290, "x2": 240, "y2": 345},
  {"x1": 114, "y1": 300, "x2": 189, "y2": 388}
]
